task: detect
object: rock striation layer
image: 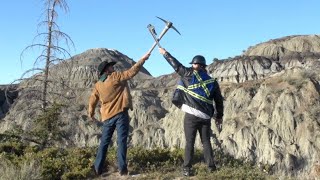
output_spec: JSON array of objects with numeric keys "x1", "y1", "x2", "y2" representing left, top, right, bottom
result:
[{"x1": 1, "y1": 35, "x2": 320, "y2": 178}]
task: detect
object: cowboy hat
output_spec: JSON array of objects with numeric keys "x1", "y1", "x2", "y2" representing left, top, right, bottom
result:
[{"x1": 98, "y1": 60, "x2": 116, "y2": 75}]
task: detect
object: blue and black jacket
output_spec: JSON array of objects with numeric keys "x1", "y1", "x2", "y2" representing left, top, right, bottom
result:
[{"x1": 163, "y1": 52, "x2": 224, "y2": 119}]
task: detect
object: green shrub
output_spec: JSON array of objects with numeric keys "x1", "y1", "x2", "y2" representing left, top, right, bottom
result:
[
  {"x1": 0, "y1": 141, "x2": 26, "y2": 156},
  {"x1": 0, "y1": 132, "x2": 21, "y2": 143},
  {"x1": 32, "y1": 147, "x2": 96, "y2": 180},
  {"x1": 127, "y1": 147, "x2": 174, "y2": 171},
  {"x1": 25, "y1": 103, "x2": 66, "y2": 149},
  {"x1": 0, "y1": 145, "x2": 276, "y2": 179},
  {"x1": 213, "y1": 149, "x2": 246, "y2": 167},
  {"x1": 35, "y1": 147, "x2": 68, "y2": 179}
]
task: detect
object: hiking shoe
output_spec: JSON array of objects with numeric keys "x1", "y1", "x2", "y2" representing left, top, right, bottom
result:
[
  {"x1": 119, "y1": 168, "x2": 128, "y2": 176},
  {"x1": 182, "y1": 167, "x2": 192, "y2": 176}
]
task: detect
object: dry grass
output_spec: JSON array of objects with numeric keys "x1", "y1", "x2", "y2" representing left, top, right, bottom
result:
[{"x1": 0, "y1": 157, "x2": 42, "y2": 180}]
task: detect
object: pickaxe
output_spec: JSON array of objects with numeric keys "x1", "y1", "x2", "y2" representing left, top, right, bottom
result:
[
  {"x1": 147, "y1": 24, "x2": 162, "y2": 48},
  {"x1": 147, "y1": 16, "x2": 181, "y2": 54}
]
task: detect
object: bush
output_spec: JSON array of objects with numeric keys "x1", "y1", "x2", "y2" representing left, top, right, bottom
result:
[
  {"x1": 25, "y1": 103, "x2": 66, "y2": 149},
  {"x1": 0, "y1": 141, "x2": 26, "y2": 156},
  {"x1": 127, "y1": 147, "x2": 176, "y2": 171},
  {"x1": 0, "y1": 144, "x2": 274, "y2": 179},
  {"x1": 33, "y1": 147, "x2": 97, "y2": 180}
]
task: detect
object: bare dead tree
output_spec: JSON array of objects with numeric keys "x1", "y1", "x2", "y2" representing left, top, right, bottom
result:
[
  {"x1": 19, "y1": 0, "x2": 75, "y2": 111},
  {"x1": 0, "y1": 0, "x2": 78, "y2": 148}
]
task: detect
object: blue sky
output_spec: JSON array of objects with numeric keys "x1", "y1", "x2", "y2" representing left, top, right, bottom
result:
[{"x1": 1, "y1": 0, "x2": 319, "y2": 85}]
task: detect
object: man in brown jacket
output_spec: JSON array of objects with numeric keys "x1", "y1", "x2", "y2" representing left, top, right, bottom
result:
[{"x1": 88, "y1": 52, "x2": 150, "y2": 176}]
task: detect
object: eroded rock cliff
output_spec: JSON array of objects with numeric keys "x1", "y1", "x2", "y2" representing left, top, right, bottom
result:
[
  {"x1": 1, "y1": 35, "x2": 320, "y2": 178},
  {"x1": 208, "y1": 35, "x2": 320, "y2": 83}
]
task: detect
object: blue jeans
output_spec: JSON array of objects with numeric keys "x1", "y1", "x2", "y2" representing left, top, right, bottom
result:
[{"x1": 94, "y1": 110, "x2": 129, "y2": 174}]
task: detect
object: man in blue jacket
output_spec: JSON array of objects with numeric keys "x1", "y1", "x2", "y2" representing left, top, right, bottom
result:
[{"x1": 159, "y1": 48, "x2": 224, "y2": 176}]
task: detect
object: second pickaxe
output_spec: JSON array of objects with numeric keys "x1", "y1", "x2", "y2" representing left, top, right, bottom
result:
[
  {"x1": 147, "y1": 24, "x2": 162, "y2": 48},
  {"x1": 147, "y1": 16, "x2": 181, "y2": 54}
]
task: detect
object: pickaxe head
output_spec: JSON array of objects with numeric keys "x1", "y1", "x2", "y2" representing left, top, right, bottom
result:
[
  {"x1": 147, "y1": 24, "x2": 162, "y2": 48},
  {"x1": 156, "y1": 16, "x2": 181, "y2": 35},
  {"x1": 147, "y1": 24, "x2": 157, "y2": 35},
  {"x1": 147, "y1": 16, "x2": 181, "y2": 54}
]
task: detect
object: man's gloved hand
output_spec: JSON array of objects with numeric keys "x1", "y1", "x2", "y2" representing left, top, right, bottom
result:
[{"x1": 215, "y1": 118, "x2": 223, "y2": 133}]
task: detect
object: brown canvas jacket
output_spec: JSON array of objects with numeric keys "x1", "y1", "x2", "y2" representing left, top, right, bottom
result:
[{"x1": 88, "y1": 58, "x2": 146, "y2": 121}]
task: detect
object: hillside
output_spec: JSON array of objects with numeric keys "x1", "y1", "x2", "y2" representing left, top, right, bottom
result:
[{"x1": 1, "y1": 35, "x2": 320, "y2": 178}]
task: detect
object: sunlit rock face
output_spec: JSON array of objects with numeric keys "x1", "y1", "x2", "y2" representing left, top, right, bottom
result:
[
  {"x1": 1, "y1": 36, "x2": 320, "y2": 178},
  {"x1": 208, "y1": 35, "x2": 320, "y2": 83}
]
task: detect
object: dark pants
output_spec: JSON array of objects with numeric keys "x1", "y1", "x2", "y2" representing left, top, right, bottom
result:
[
  {"x1": 183, "y1": 113, "x2": 214, "y2": 168},
  {"x1": 94, "y1": 111, "x2": 129, "y2": 174}
]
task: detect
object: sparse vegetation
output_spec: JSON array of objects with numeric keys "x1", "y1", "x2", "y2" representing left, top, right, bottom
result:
[
  {"x1": 3, "y1": 103, "x2": 67, "y2": 150},
  {"x1": 0, "y1": 136, "x2": 275, "y2": 180},
  {"x1": 213, "y1": 58, "x2": 219, "y2": 62},
  {"x1": 27, "y1": 103, "x2": 67, "y2": 149},
  {"x1": 0, "y1": 157, "x2": 42, "y2": 180}
]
